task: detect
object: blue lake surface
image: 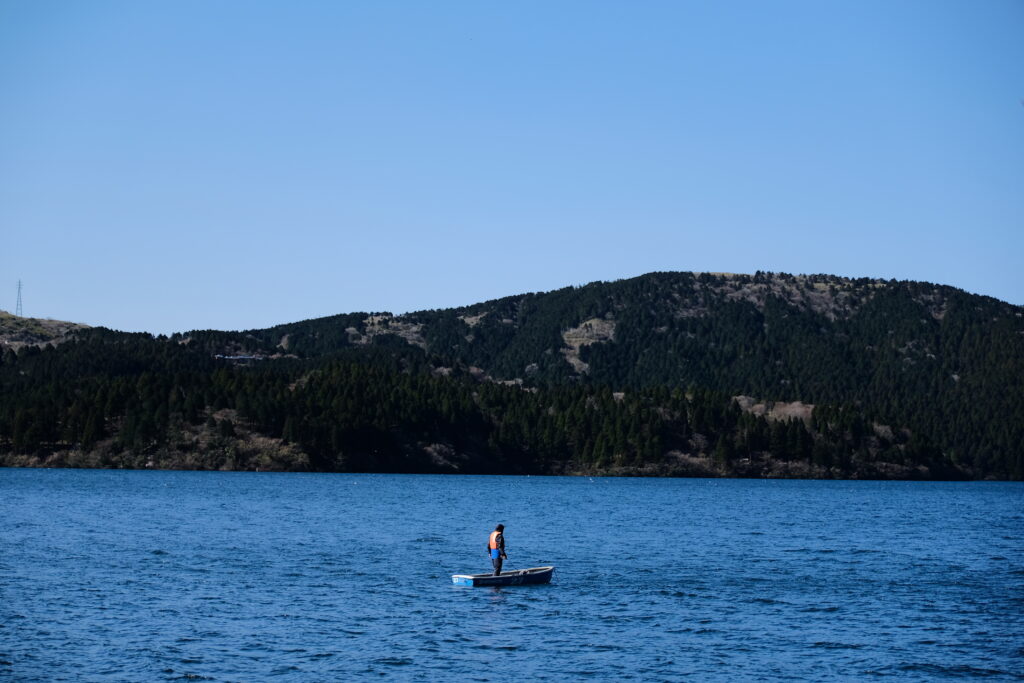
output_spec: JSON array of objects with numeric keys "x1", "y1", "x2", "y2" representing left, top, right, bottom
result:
[{"x1": 2, "y1": 469, "x2": 1022, "y2": 681}]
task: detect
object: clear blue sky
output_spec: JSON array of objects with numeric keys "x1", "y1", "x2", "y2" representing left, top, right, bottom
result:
[{"x1": 2, "y1": 1, "x2": 1022, "y2": 334}]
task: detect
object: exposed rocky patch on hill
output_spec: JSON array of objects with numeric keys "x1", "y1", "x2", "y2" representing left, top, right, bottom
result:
[
  {"x1": 561, "y1": 316, "x2": 616, "y2": 374},
  {"x1": 0, "y1": 408, "x2": 309, "y2": 472},
  {"x1": 733, "y1": 396, "x2": 815, "y2": 424},
  {"x1": 346, "y1": 314, "x2": 426, "y2": 349},
  {"x1": 0, "y1": 311, "x2": 90, "y2": 350}
]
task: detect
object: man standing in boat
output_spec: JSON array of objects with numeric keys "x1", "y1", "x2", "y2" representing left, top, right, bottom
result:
[{"x1": 488, "y1": 524, "x2": 507, "y2": 575}]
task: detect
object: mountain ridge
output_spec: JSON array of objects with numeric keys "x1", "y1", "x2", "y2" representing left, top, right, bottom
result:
[{"x1": 2, "y1": 271, "x2": 1021, "y2": 479}]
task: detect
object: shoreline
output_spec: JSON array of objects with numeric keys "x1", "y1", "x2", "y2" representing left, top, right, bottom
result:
[{"x1": 0, "y1": 456, "x2": 983, "y2": 481}]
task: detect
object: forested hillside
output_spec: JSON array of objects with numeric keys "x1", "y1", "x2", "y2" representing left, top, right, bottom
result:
[{"x1": 2, "y1": 272, "x2": 1021, "y2": 479}]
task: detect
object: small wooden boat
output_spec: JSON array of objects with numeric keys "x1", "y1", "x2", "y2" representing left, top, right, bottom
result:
[{"x1": 451, "y1": 566, "x2": 555, "y2": 587}]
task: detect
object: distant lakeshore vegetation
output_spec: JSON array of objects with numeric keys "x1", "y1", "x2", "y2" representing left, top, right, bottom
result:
[{"x1": 1, "y1": 272, "x2": 1021, "y2": 480}]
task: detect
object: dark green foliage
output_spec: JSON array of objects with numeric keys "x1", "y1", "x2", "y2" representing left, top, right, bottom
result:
[{"x1": 0, "y1": 272, "x2": 1020, "y2": 479}]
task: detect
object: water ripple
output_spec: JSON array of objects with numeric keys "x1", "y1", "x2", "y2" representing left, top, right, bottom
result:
[{"x1": 2, "y1": 470, "x2": 1022, "y2": 681}]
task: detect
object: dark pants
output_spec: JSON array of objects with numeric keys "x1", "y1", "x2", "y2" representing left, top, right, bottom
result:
[{"x1": 491, "y1": 556, "x2": 503, "y2": 576}]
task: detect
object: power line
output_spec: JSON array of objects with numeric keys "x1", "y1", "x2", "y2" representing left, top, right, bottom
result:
[{"x1": 16, "y1": 280, "x2": 23, "y2": 317}]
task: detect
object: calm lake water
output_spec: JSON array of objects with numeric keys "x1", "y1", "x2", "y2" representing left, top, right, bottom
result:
[{"x1": 1, "y1": 470, "x2": 1022, "y2": 681}]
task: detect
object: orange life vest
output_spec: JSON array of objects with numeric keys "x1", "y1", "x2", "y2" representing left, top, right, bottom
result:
[{"x1": 489, "y1": 530, "x2": 502, "y2": 550}]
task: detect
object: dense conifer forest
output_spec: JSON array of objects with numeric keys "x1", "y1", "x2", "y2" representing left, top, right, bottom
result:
[{"x1": 1, "y1": 272, "x2": 1021, "y2": 479}]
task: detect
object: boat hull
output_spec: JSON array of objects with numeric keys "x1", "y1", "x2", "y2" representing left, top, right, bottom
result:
[{"x1": 451, "y1": 566, "x2": 554, "y2": 587}]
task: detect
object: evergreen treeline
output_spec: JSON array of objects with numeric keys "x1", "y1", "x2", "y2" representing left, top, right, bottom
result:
[{"x1": 1, "y1": 272, "x2": 1020, "y2": 479}]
